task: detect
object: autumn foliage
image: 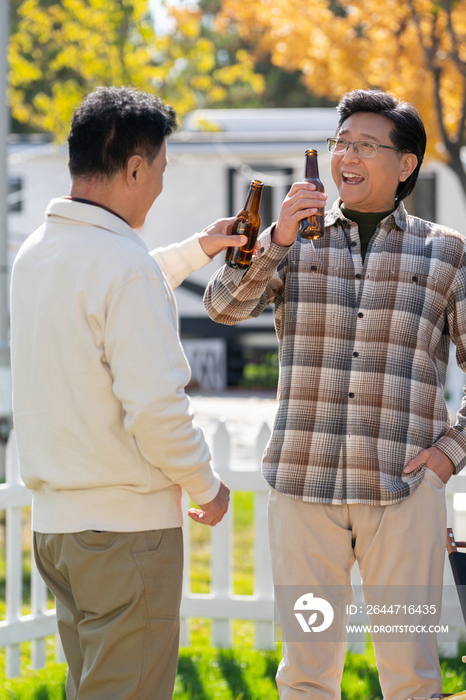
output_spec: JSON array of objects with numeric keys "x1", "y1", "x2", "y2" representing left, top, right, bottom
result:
[
  {"x1": 220, "y1": 0, "x2": 466, "y2": 192},
  {"x1": 8, "y1": 0, "x2": 264, "y2": 141},
  {"x1": 8, "y1": 0, "x2": 466, "y2": 196}
]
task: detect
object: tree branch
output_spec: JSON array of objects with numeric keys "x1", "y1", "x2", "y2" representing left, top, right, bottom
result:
[
  {"x1": 406, "y1": 0, "x2": 466, "y2": 198},
  {"x1": 407, "y1": 0, "x2": 436, "y2": 64},
  {"x1": 442, "y1": 0, "x2": 466, "y2": 77}
]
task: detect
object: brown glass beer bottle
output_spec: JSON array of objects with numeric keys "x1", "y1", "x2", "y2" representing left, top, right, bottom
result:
[
  {"x1": 225, "y1": 180, "x2": 264, "y2": 269},
  {"x1": 299, "y1": 149, "x2": 325, "y2": 240}
]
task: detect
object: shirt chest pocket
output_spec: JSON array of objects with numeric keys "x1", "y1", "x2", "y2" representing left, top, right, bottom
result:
[
  {"x1": 366, "y1": 268, "x2": 438, "y2": 339},
  {"x1": 285, "y1": 260, "x2": 355, "y2": 328}
]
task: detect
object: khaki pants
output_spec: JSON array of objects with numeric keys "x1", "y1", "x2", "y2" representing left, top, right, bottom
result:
[
  {"x1": 34, "y1": 528, "x2": 183, "y2": 700},
  {"x1": 269, "y1": 468, "x2": 447, "y2": 700}
]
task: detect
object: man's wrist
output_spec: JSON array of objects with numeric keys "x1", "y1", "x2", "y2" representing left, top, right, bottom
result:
[
  {"x1": 432, "y1": 436, "x2": 458, "y2": 474},
  {"x1": 271, "y1": 224, "x2": 295, "y2": 248}
]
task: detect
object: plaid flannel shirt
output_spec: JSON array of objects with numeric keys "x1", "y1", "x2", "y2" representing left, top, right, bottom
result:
[{"x1": 204, "y1": 200, "x2": 466, "y2": 505}]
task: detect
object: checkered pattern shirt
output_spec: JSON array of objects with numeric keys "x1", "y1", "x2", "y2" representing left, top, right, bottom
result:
[{"x1": 204, "y1": 200, "x2": 466, "y2": 505}]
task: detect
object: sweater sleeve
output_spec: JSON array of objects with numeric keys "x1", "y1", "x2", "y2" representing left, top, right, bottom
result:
[
  {"x1": 434, "y1": 247, "x2": 466, "y2": 474},
  {"x1": 103, "y1": 269, "x2": 220, "y2": 504},
  {"x1": 150, "y1": 234, "x2": 212, "y2": 290}
]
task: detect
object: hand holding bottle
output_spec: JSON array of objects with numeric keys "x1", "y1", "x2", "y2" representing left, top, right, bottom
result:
[
  {"x1": 198, "y1": 217, "x2": 248, "y2": 258},
  {"x1": 272, "y1": 182, "x2": 327, "y2": 248},
  {"x1": 299, "y1": 149, "x2": 325, "y2": 240},
  {"x1": 225, "y1": 180, "x2": 264, "y2": 269}
]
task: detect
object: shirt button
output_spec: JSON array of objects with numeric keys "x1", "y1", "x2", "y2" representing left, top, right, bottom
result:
[
  {"x1": 353, "y1": 351, "x2": 359, "y2": 357},
  {"x1": 412, "y1": 275, "x2": 418, "y2": 283},
  {"x1": 357, "y1": 312, "x2": 364, "y2": 318},
  {"x1": 311, "y1": 265, "x2": 317, "y2": 271},
  {"x1": 355, "y1": 273, "x2": 362, "y2": 279},
  {"x1": 351, "y1": 241, "x2": 357, "y2": 247},
  {"x1": 349, "y1": 392, "x2": 355, "y2": 398}
]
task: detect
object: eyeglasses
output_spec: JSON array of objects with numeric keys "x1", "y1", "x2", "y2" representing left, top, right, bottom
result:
[{"x1": 327, "y1": 138, "x2": 406, "y2": 159}]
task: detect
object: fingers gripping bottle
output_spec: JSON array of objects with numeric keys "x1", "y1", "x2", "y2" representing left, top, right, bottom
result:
[
  {"x1": 225, "y1": 180, "x2": 264, "y2": 269},
  {"x1": 299, "y1": 149, "x2": 325, "y2": 240}
]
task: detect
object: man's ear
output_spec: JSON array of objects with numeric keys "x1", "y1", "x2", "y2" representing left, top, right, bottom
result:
[
  {"x1": 399, "y1": 153, "x2": 418, "y2": 183},
  {"x1": 125, "y1": 155, "x2": 144, "y2": 188}
]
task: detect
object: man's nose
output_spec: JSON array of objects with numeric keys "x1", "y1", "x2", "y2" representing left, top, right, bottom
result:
[{"x1": 342, "y1": 143, "x2": 359, "y2": 163}]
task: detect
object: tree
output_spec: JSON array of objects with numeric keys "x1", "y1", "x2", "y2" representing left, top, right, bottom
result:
[
  {"x1": 153, "y1": 3, "x2": 265, "y2": 113},
  {"x1": 8, "y1": 0, "x2": 264, "y2": 140},
  {"x1": 219, "y1": 0, "x2": 466, "y2": 198},
  {"x1": 187, "y1": 0, "x2": 337, "y2": 109}
]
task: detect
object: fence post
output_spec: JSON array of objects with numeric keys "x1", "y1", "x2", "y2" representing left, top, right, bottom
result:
[
  {"x1": 252, "y1": 423, "x2": 275, "y2": 649},
  {"x1": 213, "y1": 418, "x2": 230, "y2": 471},
  {"x1": 347, "y1": 565, "x2": 367, "y2": 654},
  {"x1": 5, "y1": 431, "x2": 22, "y2": 677},
  {"x1": 254, "y1": 489, "x2": 275, "y2": 650},
  {"x1": 255, "y1": 422, "x2": 270, "y2": 471},
  {"x1": 440, "y1": 482, "x2": 462, "y2": 657},
  {"x1": 211, "y1": 419, "x2": 232, "y2": 647},
  {"x1": 211, "y1": 496, "x2": 232, "y2": 648},
  {"x1": 180, "y1": 491, "x2": 191, "y2": 648},
  {"x1": 31, "y1": 546, "x2": 47, "y2": 669},
  {"x1": 55, "y1": 634, "x2": 66, "y2": 664}
]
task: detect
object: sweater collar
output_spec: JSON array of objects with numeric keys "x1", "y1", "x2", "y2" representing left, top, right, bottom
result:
[{"x1": 44, "y1": 198, "x2": 148, "y2": 252}]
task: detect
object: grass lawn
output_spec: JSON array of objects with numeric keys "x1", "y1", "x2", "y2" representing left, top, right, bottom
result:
[
  {"x1": 2, "y1": 642, "x2": 466, "y2": 700},
  {"x1": 1, "y1": 496, "x2": 466, "y2": 698}
]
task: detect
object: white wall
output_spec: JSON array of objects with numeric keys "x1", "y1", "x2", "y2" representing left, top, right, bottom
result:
[
  {"x1": 139, "y1": 150, "x2": 226, "y2": 286},
  {"x1": 8, "y1": 148, "x2": 71, "y2": 259},
  {"x1": 428, "y1": 159, "x2": 466, "y2": 233},
  {"x1": 7, "y1": 141, "x2": 466, "y2": 307},
  {"x1": 139, "y1": 145, "x2": 340, "y2": 288}
]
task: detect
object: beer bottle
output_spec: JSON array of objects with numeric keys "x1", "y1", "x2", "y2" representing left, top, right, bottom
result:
[
  {"x1": 299, "y1": 149, "x2": 325, "y2": 240},
  {"x1": 225, "y1": 180, "x2": 264, "y2": 269}
]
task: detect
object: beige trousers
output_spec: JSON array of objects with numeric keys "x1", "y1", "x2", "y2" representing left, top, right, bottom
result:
[
  {"x1": 269, "y1": 468, "x2": 447, "y2": 700},
  {"x1": 34, "y1": 528, "x2": 183, "y2": 700}
]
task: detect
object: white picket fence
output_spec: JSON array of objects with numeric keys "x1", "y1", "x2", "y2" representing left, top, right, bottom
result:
[
  {"x1": 3, "y1": 410, "x2": 466, "y2": 677},
  {"x1": 180, "y1": 419, "x2": 275, "y2": 651},
  {"x1": 0, "y1": 422, "x2": 275, "y2": 678},
  {"x1": 0, "y1": 433, "x2": 65, "y2": 677}
]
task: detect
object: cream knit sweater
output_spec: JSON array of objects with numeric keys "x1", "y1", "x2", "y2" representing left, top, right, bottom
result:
[{"x1": 11, "y1": 198, "x2": 220, "y2": 533}]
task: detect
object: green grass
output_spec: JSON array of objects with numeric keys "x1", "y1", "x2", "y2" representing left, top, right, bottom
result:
[
  {"x1": 2, "y1": 643, "x2": 466, "y2": 699},
  {"x1": 233, "y1": 493, "x2": 254, "y2": 596},
  {"x1": 175, "y1": 647, "x2": 279, "y2": 700},
  {"x1": 1, "y1": 497, "x2": 466, "y2": 698}
]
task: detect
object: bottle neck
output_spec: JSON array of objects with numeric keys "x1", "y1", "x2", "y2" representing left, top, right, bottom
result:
[
  {"x1": 304, "y1": 152, "x2": 320, "y2": 180},
  {"x1": 245, "y1": 186, "x2": 263, "y2": 212}
]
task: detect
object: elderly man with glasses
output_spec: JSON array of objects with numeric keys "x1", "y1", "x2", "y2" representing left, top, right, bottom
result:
[{"x1": 204, "y1": 88, "x2": 466, "y2": 700}]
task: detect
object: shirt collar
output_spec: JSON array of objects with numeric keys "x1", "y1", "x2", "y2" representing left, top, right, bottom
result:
[
  {"x1": 326, "y1": 198, "x2": 408, "y2": 232},
  {"x1": 44, "y1": 198, "x2": 148, "y2": 252}
]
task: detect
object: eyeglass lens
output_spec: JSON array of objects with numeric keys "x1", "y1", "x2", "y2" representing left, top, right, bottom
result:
[{"x1": 329, "y1": 139, "x2": 378, "y2": 158}]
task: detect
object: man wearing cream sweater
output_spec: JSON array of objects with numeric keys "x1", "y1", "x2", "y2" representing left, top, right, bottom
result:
[{"x1": 10, "y1": 87, "x2": 246, "y2": 700}]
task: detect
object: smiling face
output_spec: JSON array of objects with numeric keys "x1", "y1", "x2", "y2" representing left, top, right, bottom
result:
[{"x1": 330, "y1": 112, "x2": 417, "y2": 213}]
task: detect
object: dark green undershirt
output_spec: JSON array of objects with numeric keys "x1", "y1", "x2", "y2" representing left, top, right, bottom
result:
[{"x1": 341, "y1": 205, "x2": 394, "y2": 263}]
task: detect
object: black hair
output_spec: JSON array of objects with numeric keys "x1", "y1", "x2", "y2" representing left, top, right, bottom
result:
[
  {"x1": 68, "y1": 86, "x2": 177, "y2": 180},
  {"x1": 336, "y1": 89, "x2": 426, "y2": 202}
]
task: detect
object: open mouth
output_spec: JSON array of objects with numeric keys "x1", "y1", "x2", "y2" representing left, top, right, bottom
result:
[{"x1": 342, "y1": 172, "x2": 364, "y2": 184}]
